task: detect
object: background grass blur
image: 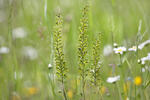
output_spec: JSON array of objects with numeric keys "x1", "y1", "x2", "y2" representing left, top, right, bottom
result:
[{"x1": 0, "y1": 0, "x2": 150, "y2": 100}]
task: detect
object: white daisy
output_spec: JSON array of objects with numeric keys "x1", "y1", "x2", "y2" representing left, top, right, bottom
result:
[
  {"x1": 0, "y1": 46, "x2": 9, "y2": 54},
  {"x1": 22, "y1": 46, "x2": 38, "y2": 60},
  {"x1": 138, "y1": 39, "x2": 150, "y2": 50},
  {"x1": 128, "y1": 46, "x2": 137, "y2": 52},
  {"x1": 114, "y1": 46, "x2": 126, "y2": 55},
  {"x1": 106, "y1": 75, "x2": 120, "y2": 83},
  {"x1": 103, "y1": 45, "x2": 113, "y2": 56},
  {"x1": 12, "y1": 27, "x2": 27, "y2": 39}
]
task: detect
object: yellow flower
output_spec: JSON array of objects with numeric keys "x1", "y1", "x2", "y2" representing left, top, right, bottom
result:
[
  {"x1": 67, "y1": 90, "x2": 73, "y2": 99},
  {"x1": 100, "y1": 86, "x2": 106, "y2": 94},
  {"x1": 28, "y1": 87, "x2": 38, "y2": 96},
  {"x1": 134, "y1": 76, "x2": 142, "y2": 86}
]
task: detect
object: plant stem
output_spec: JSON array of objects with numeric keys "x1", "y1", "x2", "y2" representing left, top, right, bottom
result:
[
  {"x1": 62, "y1": 79, "x2": 67, "y2": 100},
  {"x1": 82, "y1": 77, "x2": 85, "y2": 100}
]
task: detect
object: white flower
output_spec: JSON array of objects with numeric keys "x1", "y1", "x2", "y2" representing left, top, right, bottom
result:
[
  {"x1": 48, "y1": 64, "x2": 52, "y2": 68},
  {"x1": 103, "y1": 45, "x2": 113, "y2": 56},
  {"x1": 12, "y1": 27, "x2": 27, "y2": 39},
  {"x1": 106, "y1": 75, "x2": 120, "y2": 83},
  {"x1": 141, "y1": 68, "x2": 145, "y2": 72},
  {"x1": 140, "y1": 53, "x2": 150, "y2": 65},
  {"x1": 113, "y1": 43, "x2": 118, "y2": 47},
  {"x1": 128, "y1": 46, "x2": 137, "y2": 52},
  {"x1": 0, "y1": 46, "x2": 9, "y2": 54},
  {"x1": 22, "y1": 46, "x2": 38, "y2": 60},
  {"x1": 114, "y1": 46, "x2": 126, "y2": 55},
  {"x1": 138, "y1": 39, "x2": 150, "y2": 50}
]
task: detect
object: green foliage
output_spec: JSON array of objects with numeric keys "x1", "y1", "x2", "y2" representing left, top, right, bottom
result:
[
  {"x1": 90, "y1": 33, "x2": 103, "y2": 86},
  {"x1": 53, "y1": 13, "x2": 67, "y2": 83}
]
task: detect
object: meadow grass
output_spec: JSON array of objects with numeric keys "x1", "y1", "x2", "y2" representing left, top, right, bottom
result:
[{"x1": 0, "y1": 0, "x2": 150, "y2": 100}]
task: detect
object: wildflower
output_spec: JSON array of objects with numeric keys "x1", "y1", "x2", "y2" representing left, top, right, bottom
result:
[
  {"x1": 137, "y1": 59, "x2": 141, "y2": 64},
  {"x1": 114, "y1": 46, "x2": 126, "y2": 55},
  {"x1": 67, "y1": 90, "x2": 73, "y2": 99},
  {"x1": 106, "y1": 75, "x2": 120, "y2": 83},
  {"x1": 134, "y1": 76, "x2": 142, "y2": 86},
  {"x1": 22, "y1": 46, "x2": 38, "y2": 60},
  {"x1": 100, "y1": 86, "x2": 107, "y2": 94},
  {"x1": 12, "y1": 27, "x2": 27, "y2": 39},
  {"x1": 141, "y1": 68, "x2": 145, "y2": 72},
  {"x1": 48, "y1": 63, "x2": 52, "y2": 69},
  {"x1": 138, "y1": 39, "x2": 150, "y2": 50},
  {"x1": 28, "y1": 87, "x2": 38, "y2": 96},
  {"x1": 0, "y1": 46, "x2": 9, "y2": 54},
  {"x1": 113, "y1": 43, "x2": 118, "y2": 47},
  {"x1": 140, "y1": 53, "x2": 150, "y2": 65},
  {"x1": 128, "y1": 46, "x2": 137, "y2": 52},
  {"x1": 103, "y1": 45, "x2": 112, "y2": 56}
]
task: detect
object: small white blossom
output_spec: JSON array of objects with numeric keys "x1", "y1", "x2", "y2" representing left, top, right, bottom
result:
[
  {"x1": 141, "y1": 68, "x2": 145, "y2": 72},
  {"x1": 128, "y1": 46, "x2": 137, "y2": 52},
  {"x1": 138, "y1": 39, "x2": 150, "y2": 50},
  {"x1": 22, "y1": 46, "x2": 38, "y2": 60},
  {"x1": 138, "y1": 59, "x2": 141, "y2": 63},
  {"x1": 113, "y1": 43, "x2": 118, "y2": 47},
  {"x1": 114, "y1": 46, "x2": 126, "y2": 55},
  {"x1": 106, "y1": 75, "x2": 120, "y2": 83},
  {"x1": 48, "y1": 63, "x2": 52, "y2": 68},
  {"x1": 12, "y1": 27, "x2": 27, "y2": 39},
  {"x1": 0, "y1": 46, "x2": 9, "y2": 54},
  {"x1": 140, "y1": 53, "x2": 150, "y2": 65},
  {"x1": 103, "y1": 45, "x2": 112, "y2": 56}
]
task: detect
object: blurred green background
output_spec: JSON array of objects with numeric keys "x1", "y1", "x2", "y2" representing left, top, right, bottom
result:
[{"x1": 0, "y1": 0, "x2": 150, "y2": 100}]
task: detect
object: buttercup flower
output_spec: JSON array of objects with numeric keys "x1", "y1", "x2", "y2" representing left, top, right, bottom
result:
[
  {"x1": 28, "y1": 87, "x2": 38, "y2": 96},
  {"x1": 114, "y1": 46, "x2": 126, "y2": 55},
  {"x1": 134, "y1": 76, "x2": 142, "y2": 86},
  {"x1": 106, "y1": 75, "x2": 120, "y2": 83}
]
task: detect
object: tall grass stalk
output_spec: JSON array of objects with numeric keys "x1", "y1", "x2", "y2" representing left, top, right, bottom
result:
[
  {"x1": 53, "y1": 13, "x2": 68, "y2": 100},
  {"x1": 78, "y1": 4, "x2": 89, "y2": 100}
]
